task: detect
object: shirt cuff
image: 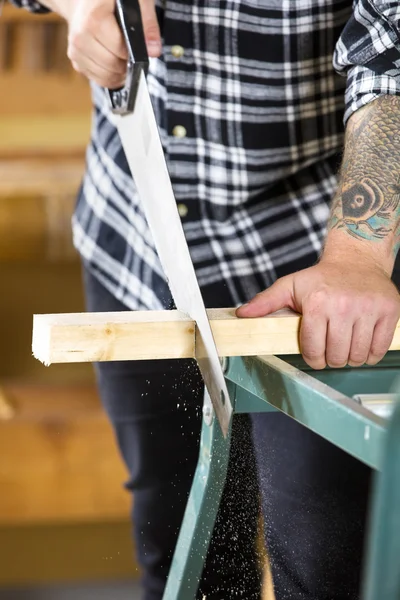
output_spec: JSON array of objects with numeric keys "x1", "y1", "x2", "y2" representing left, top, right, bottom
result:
[
  {"x1": 9, "y1": 0, "x2": 50, "y2": 13},
  {"x1": 343, "y1": 64, "x2": 400, "y2": 125}
]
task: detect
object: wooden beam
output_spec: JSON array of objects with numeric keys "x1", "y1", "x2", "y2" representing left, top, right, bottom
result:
[
  {"x1": 32, "y1": 307, "x2": 400, "y2": 365},
  {"x1": 33, "y1": 308, "x2": 304, "y2": 364}
]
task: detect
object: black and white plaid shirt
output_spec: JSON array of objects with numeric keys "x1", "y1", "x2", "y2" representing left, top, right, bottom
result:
[{"x1": 13, "y1": 0, "x2": 400, "y2": 310}]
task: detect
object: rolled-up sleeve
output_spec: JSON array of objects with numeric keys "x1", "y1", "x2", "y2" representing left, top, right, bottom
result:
[
  {"x1": 8, "y1": 0, "x2": 50, "y2": 14},
  {"x1": 333, "y1": 0, "x2": 400, "y2": 123}
]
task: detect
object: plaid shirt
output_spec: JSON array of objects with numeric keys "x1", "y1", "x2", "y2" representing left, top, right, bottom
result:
[{"x1": 12, "y1": 0, "x2": 400, "y2": 310}]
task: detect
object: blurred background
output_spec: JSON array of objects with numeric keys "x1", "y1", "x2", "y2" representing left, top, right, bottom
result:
[{"x1": 0, "y1": 4, "x2": 139, "y2": 597}]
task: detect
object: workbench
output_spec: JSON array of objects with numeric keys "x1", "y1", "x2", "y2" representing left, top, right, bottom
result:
[
  {"x1": 163, "y1": 354, "x2": 400, "y2": 600},
  {"x1": 32, "y1": 309, "x2": 400, "y2": 599}
]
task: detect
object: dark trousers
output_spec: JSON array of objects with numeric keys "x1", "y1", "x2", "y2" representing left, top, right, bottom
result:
[
  {"x1": 83, "y1": 266, "x2": 372, "y2": 600},
  {"x1": 83, "y1": 268, "x2": 261, "y2": 600}
]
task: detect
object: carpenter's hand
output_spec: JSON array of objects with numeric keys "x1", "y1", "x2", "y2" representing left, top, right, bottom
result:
[
  {"x1": 236, "y1": 260, "x2": 400, "y2": 369},
  {"x1": 62, "y1": 0, "x2": 161, "y2": 88}
]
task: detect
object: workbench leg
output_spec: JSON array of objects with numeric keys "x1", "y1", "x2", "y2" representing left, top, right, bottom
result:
[
  {"x1": 162, "y1": 382, "x2": 235, "y2": 600},
  {"x1": 362, "y1": 400, "x2": 400, "y2": 600}
]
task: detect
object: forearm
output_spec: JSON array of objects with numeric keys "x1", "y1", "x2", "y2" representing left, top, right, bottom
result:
[{"x1": 323, "y1": 95, "x2": 400, "y2": 275}]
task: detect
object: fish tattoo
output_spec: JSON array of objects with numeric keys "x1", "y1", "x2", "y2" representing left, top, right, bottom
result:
[
  {"x1": 329, "y1": 96, "x2": 400, "y2": 247},
  {"x1": 335, "y1": 176, "x2": 400, "y2": 239}
]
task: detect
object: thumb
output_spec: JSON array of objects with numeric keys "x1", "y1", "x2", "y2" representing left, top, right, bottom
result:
[
  {"x1": 139, "y1": 0, "x2": 162, "y2": 57},
  {"x1": 236, "y1": 275, "x2": 295, "y2": 318}
]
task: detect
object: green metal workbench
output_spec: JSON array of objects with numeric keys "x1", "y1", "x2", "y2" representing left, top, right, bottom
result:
[{"x1": 162, "y1": 353, "x2": 400, "y2": 600}]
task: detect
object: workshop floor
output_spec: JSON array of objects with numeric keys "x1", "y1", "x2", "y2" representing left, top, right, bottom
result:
[{"x1": 0, "y1": 581, "x2": 141, "y2": 600}]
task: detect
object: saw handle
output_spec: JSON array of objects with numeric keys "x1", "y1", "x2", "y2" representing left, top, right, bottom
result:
[{"x1": 107, "y1": 0, "x2": 149, "y2": 115}]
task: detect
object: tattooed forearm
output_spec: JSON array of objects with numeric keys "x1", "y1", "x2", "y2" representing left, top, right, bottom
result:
[{"x1": 328, "y1": 96, "x2": 400, "y2": 255}]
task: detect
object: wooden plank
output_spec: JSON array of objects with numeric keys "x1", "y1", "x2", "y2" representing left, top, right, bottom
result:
[
  {"x1": 0, "y1": 114, "x2": 90, "y2": 157},
  {"x1": 32, "y1": 308, "x2": 304, "y2": 364},
  {"x1": 33, "y1": 307, "x2": 400, "y2": 365},
  {"x1": 0, "y1": 382, "x2": 130, "y2": 524},
  {"x1": 33, "y1": 310, "x2": 198, "y2": 364}
]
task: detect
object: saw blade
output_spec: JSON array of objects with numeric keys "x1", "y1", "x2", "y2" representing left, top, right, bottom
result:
[{"x1": 114, "y1": 72, "x2": 232, "y2": 435}]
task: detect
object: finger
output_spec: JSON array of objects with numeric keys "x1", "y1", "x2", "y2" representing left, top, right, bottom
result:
[
  {"x1": 366, "y1": 315, "x2": 398, "y2": 365},
  {"x1": 72, "y1": 60, "x2": 125, "y2": 89},
  {"x1": 300, "y1": 314, "x2": 328, "y2": 370},
  {"x1": 71, "y1": 55, "x2": 126, "y2": 88},
  {"x1": 138, "y1": 0, "x2": 162, "y2": 56},
  {"x1": 236, "y1": 276, "x2": 294, "y2": 318},
  {"x1": 96, "y1": 13, "x2": 129, "y2": 60},
  {"x1": 69, "y1": 31, "x2": 127, "y2": 75},
  {"x1": 348, "y1": 318, "x2": 374, "y2": 367},
  {"x1": 325, "y1": 318, "x2": 353, "y2": 368}
]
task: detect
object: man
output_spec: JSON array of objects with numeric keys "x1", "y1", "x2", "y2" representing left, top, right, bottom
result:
[{"x1": 11, "y1": 0, "x2": 400, "y2": 598}]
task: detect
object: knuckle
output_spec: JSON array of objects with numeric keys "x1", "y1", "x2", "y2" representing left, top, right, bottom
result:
[
  {"x1": 349, "y1": 344, "x2": 370, "y2": 366},
  {"x1": 348, "y1": 352, "x2": 367, "y2": 366},
  {"x1": 70, "y1": 60, "x2": 81, "y2": 73},
  {"x1": 108, "y1": 64, "x2": 126, "y2": 81},
  {"x1": 383, "y1": 296, "x2": 400, "y2": 317},
  {"x1": 369, "y1": 341, "x2": 389, "y2": 360},
  {"x1": 366, "y1": 354, "x2": 382, "y2": 366},
  {"x1": 301, "y1": 347, "x2": 326, "y2": 369},
  {"x1": 301, "y1": 345, "x2": 322, "y2": 361},
  {"x1": 326, "y1": 358, "x2": 347, "y2": 369},
  {"x1": 143, "y1": 23, "x2": 159, "y2": 36},
  {"x1": 359, "y1": 295, "x2": 376, "y2": 316},
  {"x1": 371, "y1": 328, "x2": 394, "y2": 357},
  {"x1": 68, "y1": 29, "x2": 84, "y2": 51},
  {"x1": 304, "y1": 289, "x2": 328, "y2": 314},
  {"x1": 335, "y1": 295, "x2": 352, "y2": 317},
  {"x1": 348, "y1": 360, "x2": 365, "y2": 368},
  {"x1": 302, "y1": 355, "x2": 326, "y2": 370}
]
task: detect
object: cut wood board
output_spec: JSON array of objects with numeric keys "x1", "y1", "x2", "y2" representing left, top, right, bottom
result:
[
  {"x1": 33, "y1": 308, "x2": 301, "y2": 364},
  {"x1": 32, "y1": 307, "x2": 400, "y2": 365}
]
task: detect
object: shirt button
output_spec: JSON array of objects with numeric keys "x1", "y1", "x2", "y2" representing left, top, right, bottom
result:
[
  {"x1": 177, "y1": 203, "x2": 188, "y2": 218},
  {"x1": 171, "y1": 45, "x2": 184, "y2": 58},
  {"x1": 172, "y1": 125, "x2": 187, "y2": 138}
]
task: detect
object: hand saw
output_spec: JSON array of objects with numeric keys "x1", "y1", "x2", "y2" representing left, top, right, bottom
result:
[{"x1": 107, "y1": 0, "x2": 232, "y2": 436}]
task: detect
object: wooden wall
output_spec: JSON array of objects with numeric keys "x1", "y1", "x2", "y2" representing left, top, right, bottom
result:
[{"x1": 0, "y1": 4, "x2": 136, "y2": 586}]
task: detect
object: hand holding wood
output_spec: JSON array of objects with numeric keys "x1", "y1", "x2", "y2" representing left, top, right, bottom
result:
[{"x1": 237, "y1": 261, "x2": 400, "y2": 369}]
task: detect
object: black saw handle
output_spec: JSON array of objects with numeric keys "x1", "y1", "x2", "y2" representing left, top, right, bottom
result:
[{"x1": 108, "y1": 0, "x2": 149, "y2": 115}]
